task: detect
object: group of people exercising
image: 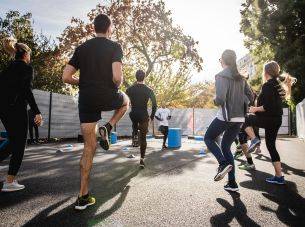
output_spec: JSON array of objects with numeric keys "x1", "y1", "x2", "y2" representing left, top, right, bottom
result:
[{"x1": 0, "y1": 13, "x2": 293, "y2": 210}]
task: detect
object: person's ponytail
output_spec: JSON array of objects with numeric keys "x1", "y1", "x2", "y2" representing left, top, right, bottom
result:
[
  {"x1": 221, "y1": 49, "x2": 243, "y2": 80},
  {"x1": 2, "y1": 37, "x2": 17, "y2": 58}
]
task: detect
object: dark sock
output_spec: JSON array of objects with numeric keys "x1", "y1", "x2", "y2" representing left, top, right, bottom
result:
[
  {"x1": 81, "y1": 193, "x2": 89, "y2": 199},
  {"x1": 246, "y1": 157, "x2": 254, "y2": 165},
  {"x1": 104, "y1": 123, "x2": 113, "y2": 134}
]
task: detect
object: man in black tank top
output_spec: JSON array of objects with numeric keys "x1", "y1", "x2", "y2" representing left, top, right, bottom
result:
[
  {"x1": 63, "y1": 14, "x2": 129, "y2": 210},
  {"x1": 126, "y1": 70, "x2": 157, "y2": 169}
]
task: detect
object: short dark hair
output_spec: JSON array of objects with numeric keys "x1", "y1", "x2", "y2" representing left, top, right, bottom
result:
[
  {"x1": 136, "y1": 70, "x2": 146, "y2": 82},
  {"x1": 94, "y1": 14, "x2": 111, "y2": 33}
]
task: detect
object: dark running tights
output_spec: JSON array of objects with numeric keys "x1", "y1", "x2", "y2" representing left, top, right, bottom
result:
[
  {"x1": 132, "y1": 119, "x2": 149, "y2": 159},
  {"x1": 0, "y1": 105, "x2": 28, "y2": 176},
  {"x1": 245, "y1": 115, "x2": 282, "y2": 162}
]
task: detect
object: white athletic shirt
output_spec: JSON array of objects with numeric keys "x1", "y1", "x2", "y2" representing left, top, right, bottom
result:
[{"x1": 155, "y1": 108, "x2": 171, "y2": 126}]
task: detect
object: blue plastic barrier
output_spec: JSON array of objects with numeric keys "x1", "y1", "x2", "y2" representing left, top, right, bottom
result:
[
  {"x1": 111, "y1": 132, "x2": 118, "y2": 144},
  {"x1": 194, "y1": 135, "x2": 204, "y2": 141},
  {"x1": 168, "y1": 128, "x2": 181, "y2": 148}
]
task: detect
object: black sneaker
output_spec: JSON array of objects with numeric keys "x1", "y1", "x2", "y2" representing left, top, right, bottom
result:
[
  {"x1": 162, "y1": 145, "x2": 168, "y2": 149},
  {"x1": 214, "y1": 163, "x2": 233, "y2": 181},
  {"x1": 224, "y1": 181, "x2": 239, "y2": 192},
  {"x1": 99, "y1": 126, "x2": 110, "y2": 150},
  {"x1": 74, "y1": 194, "x2": 96, "y2": 210},
  {"x1": 139, "y1": 159, "x2": 145, "y2": 169}
]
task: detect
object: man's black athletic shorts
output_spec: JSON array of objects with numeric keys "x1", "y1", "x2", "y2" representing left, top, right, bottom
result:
[{"x1": 78, "y1": 90, "x2": 125, "y2": 123}]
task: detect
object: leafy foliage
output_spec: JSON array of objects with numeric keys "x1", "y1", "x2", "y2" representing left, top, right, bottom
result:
[
  {"x1": 240, "y1": 0, "x2": 305, "y2": 104},
  {"x1": 0, "y1": 11, "x2": 66, "y2": 94},
  {"x1": 58, "y1": 0, "x2": 204, "y2": 105}
]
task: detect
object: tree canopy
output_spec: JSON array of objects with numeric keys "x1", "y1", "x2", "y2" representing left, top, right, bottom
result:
[
  {"x1": 0, "y1": 11, "x2": 65, "y2": 94},
  {"x1": 240, "y1": 0, "x2": 305, "y2": 104}
]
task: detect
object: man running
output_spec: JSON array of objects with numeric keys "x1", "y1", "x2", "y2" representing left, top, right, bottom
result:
[
  {"x1": 155, "y1": 105, "x2": 171, "y2": 149},
  {"x1": 62, "y1": 14, "x2": 129, "y2": 210},
  {"x1": 126, "y1": 70, "x2": 157, "y2": 168}
]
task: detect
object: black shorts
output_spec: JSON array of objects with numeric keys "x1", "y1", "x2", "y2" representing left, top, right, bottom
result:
[{"x1": 79, "y1": 90, "x2": 125, "y2": 123}]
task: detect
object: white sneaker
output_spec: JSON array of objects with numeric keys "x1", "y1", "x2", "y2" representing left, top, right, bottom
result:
[{"x1": 2, "y1": 180, "x2": 25, "y2": 192}]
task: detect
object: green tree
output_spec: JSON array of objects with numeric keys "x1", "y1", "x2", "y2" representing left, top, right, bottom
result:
[
  {"x1": 0, "y1": 11, "x2": 66, "y2": 94},
  {"x1": 240, "y1": 0, "x2": 305, "y2": 104},
  {"x1": 58, "y1": 0, "x2": 203, "y2": 104}
]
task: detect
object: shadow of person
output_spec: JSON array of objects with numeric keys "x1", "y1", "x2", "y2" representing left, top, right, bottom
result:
[
  {"x1": 240, "y1": 169, "x2": 305, "y2": 226},
  {"x1": 210, "y1": 192, "x2": 260, "y2": 227},
  {"x1": 255, "y1": 154, "x2": 305, "y2": 178},
  {"x1": 23, "y1": 168, "x2": 139, "y2": 227}
]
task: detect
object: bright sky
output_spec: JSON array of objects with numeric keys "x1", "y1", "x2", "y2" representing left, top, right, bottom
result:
[{"x1": 0, "y1": 0, "x2": 248, "y2": 82}]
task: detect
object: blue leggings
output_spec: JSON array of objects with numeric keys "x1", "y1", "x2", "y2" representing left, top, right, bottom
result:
[{"x1": 204, "y1": 118, "x2": 242, "y2": 182}]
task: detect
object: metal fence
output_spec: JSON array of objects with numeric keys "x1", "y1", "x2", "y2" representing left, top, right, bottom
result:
[{"x1": 0, "y1": 89, "x2": 290, "y2": 138}]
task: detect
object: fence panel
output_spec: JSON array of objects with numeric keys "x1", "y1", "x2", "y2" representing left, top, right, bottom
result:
[{"x1": 296, "y1": 99, "x2": 305, "y2": 139}]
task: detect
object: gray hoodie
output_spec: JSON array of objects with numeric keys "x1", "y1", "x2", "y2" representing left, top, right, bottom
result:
[{"x1": 214, "y1": 68, "x2": 253, "y2": 121}]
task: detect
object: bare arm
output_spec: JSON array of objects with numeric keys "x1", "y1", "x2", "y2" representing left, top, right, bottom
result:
[
  {"x1": 249, "y1": 106, "x2": 265, "y2": 113},
  {"x1": 112, "y1": 62, "x2": 123, "y2": 88},
  {"x1": 62, "y1": 64, "x2": 79, "y2": 85}
]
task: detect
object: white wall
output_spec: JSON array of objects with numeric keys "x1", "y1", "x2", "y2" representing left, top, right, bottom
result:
[
  {"x1": 296, "y1": 99, "x2": 305, "y2": 139},
  {"x1": 0, "y1": 89, "x2": 291, "y2": 138}
]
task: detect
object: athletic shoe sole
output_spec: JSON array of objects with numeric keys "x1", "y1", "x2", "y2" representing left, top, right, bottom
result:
[
  {"x1": 224, "y1": 187, "x2": 239, "y2": 192},
  {"x1": 139, "y1": 165, "x2": 145, "y2": 169},
  {"x1": 214, "y1": 165, "x2": 233, "y2": 181},
  {"x1": 1, "y1": 186, "x2": 25, "y2": 192},
  {"x1": 265, "y1": 179, "x2": 285, "y2": 185},
  {"x1": 99, "y1": 126, "x2": 109, "y2": 150},
  {"x1": 248, "y1": 140, "x2": 261, "y2": 153},
  {"x1": 74, "y1": 200, "x2": 95, "y2": 210},
  {"x1": 238, "y1": 165, "x2": 256, "y2": 171}
]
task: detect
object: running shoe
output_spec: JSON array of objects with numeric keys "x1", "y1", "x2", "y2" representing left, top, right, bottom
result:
[
  {"x1": 74, "y1": 194, "x2": 96, "y2": 210},
  {"x1": 139, "y1": 159, "x2": 145, "y2": 169},
  {"x1": 266, "y1": 176, "x2": 285, "y2": 185},
  {"x1": 99, "y1": 126, "x2": 110, "y2": 150},
  {"x1": 2, "y1": 180, "x2": 25, "y2": 192},
  {"x1": 234, "y1": 150, "x2": 243, "y2": 159},
  {"x1": 248, "y1": 138, "x2": 261, "y2": 153},
  {"x1": 238, "y1": 163, "x2": 256, "y2": 171},
  {"x1": 224, "y1": 181, "x2": 239, "y2": 192},
  {"x1": 214, "y1": 163, "x2": 233, "y2": 181}
]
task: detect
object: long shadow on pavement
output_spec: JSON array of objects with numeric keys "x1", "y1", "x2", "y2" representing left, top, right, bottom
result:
[
  {"x1": 254, "y1": 154, "x2": 305, "y2": 178},
  {"x1": 240, "y1": 169, "x2": 305, "y2": 226},
  {"x1": 210, "y1": 192, "x2": 260, "y2": 227},
  {"x1": 1, "y1": 141, "x2": 208, "y2": 226}
]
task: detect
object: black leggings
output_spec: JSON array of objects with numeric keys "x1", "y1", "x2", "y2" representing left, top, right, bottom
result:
[
  {"x1": 0, "y1": 104, "x2": 28, "y2": 176},
  {"x1": 244, "y1": 115, "x2": 282, "y2": 162},
  {"x1": 130, "y1": 112, "x2": 149, "y2": 159},
  {"x1": 159, "y1": 126, "x2": 168, "y2": 146}
]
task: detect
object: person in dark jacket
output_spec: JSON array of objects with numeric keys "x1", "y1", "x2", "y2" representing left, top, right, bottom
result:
[
  {"x1": 126, "y1": 70, "x2": 157, "y2": 168},
  {"x1": 204, "y1": 49, "x2": 253, "y2": 192},
  {"x1": 0, "y1": 37, "x2": 42, "y2": 192},
  {"x1": 244, "y1": 61, "x2": 286, "y2": 185}
]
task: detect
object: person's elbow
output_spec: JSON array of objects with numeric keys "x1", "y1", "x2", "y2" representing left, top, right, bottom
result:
[
  {"x1": 214, "y1": 97, "x2": 224, "y2": 106},
  {"x1": 113, "y1": 74, "x2": 123, "y2": 87}
]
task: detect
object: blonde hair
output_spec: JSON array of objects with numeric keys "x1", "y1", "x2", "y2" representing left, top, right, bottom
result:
[
  {"x1": 280, "y1": 73, "x2": 297, "y2": 100},
  {"x1": 263, "y1": 61, "x2": 297, "y2": 100},
  {"x1": 2, "y1": 37, "x2": 31, "y2": 59}
]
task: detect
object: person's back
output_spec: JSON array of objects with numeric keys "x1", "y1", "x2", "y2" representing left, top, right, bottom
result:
[
  {"x1": 127, "y1": 83, "x2": 155, "y2": 115},
  {"x1": 69, "y1": 37, "x2": 123, "y2": 111}
]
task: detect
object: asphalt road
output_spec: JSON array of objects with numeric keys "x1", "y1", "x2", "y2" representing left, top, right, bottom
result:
[{"x1": 0, "y1": 138, "x2": 305, "y2": 226}]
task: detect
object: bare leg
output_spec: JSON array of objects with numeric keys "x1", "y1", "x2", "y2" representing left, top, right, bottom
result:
[
  {"x1": 109, "y1": 93, "x2": 129, "y2": 127},
  {"x1": 241, "y1": 143, "x2": 251, "y2": 158},
  {"x1": 273, "y1": 161, "x2": 282, "y2": 177},
  {"x1": 245, "y1": 126, "x2": 256, "y2": 140},
  {"x1": 79, "y1": 123, "x2": 97, "y2": 196}
]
